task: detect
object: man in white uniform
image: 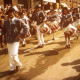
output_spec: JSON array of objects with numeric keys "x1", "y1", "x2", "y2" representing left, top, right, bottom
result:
[
  {"x1": 18, "y1": 12, "x2": 30, "y2": 47},
  {"x1": 3, "y1": 7, "x2": 28, "y2": 73},
  {"x1": 32, "y1": 5, "x2": 45, "y2": 48}
]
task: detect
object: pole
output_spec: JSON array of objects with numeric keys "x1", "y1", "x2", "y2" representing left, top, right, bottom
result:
[
  {"x1": 27, "y1": 0, "x2": 30, "y2": 10},
  {"x1": 72, "y1": 0, "x2": 73, "y2": 8},
  {"x1": 31, "y1": 0, "x2": 34, "y2": 10},
  {"x1": 59, "y1": 0, "x2": 60, "y2": 9}
]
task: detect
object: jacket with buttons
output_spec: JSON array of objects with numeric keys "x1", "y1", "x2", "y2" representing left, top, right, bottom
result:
[
  {"x1": 3, "y1": 17, "x2": 28, "y2": 44},
  {"x1": 60, "y1": 14, "x2": 73, "y2": 27}
]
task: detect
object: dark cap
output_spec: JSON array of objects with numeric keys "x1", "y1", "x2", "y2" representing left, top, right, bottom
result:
[
  {"x1": 18, "y1": 12, "x2": 24, "y2": 15},
  {"x1": 35, "y1": 5, "x2": 41, "y2": 9},
  {"x1": 6, "y1": 7, "x2": 15, "y2": 15},
  {"x1": 62, "y1": 7, "x2": 69, "y2": 11}
]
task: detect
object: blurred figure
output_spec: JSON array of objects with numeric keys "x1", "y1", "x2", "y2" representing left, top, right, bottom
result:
[
  {"x1": 62, "y1": 7, "x2": 78, "y2": 48},
  {"x1": 18, "y1": 12, "x2": 30, "y2": 47},
  {"x1": 32, "y1": 5, "x2": 45, "y2": 48},
  {"x1": 0, "y1": 19, "x2": 4, "y2": 48}
]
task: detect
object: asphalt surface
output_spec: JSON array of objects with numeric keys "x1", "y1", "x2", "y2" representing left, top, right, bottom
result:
[{"x1": 0, "y1": 29, "x2": 80, "y2": 80}]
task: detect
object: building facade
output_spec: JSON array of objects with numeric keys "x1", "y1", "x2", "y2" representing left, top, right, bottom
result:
[
  {"x1": 0, "y1": 0, "x2": 59, "y2": 10},
  {"x1": 0, "y1": 0, "x2": 18, "y2": 6},
  {"x1": 60, "y1": 0, "x2": 80, "y2": 8},
  {"x1": 1, "y1": 0, "x2": 79, "y2": 9}
]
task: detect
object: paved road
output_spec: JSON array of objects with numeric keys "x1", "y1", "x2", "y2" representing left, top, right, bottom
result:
[{"x1": 0, "y1": 30, "x2": 80, "y2": 80}]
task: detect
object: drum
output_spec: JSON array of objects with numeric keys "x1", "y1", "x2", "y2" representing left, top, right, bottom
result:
[
  {"x1": 40, "y1": 23, "x2": 49, "y2": 33},
  {"x1": 64, "y1": 24, "x2": 77, "y2": 36},
  {"x1": 50, "y1": 21, "x2": 60, "y2": 32},
  {"x1": 73, "y1": 20, "x2": 79, "y2": 28},
  {"x1": 75, "y1": 19, "x2": 80, "y2": 31},
  {"x1": 25, "y1": 30, "x2": 31, "y2": 37}
]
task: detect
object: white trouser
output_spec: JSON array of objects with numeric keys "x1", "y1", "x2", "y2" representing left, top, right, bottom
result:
[
  {"x1": 22, "y1": 39, "x2": 26, "y2": 45},
  {"x1": 65, "y1": 37, "x2": 70, "y2": 46},
  {"x1": 7, "y1": 42, "x2": 22, "y2": 71},
  {"x1": 37, "y1": 24, "x2": 44, "y2": 46}
]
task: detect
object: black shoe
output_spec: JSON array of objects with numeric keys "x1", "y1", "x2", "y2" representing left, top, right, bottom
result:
[
  {"x1": 1, "y1": 45, "x2": 3, "y2": 48},
  {"x1": 37, "y1": 45, "x2": 43, "y2": 48},
  {"x1": 42, "y1": 44, "x2": 45, "y2": 47},
  {"x1": 68, "y1": 44, "x2": 71, "y2": 48},
  {"x1": 52, "y1": 38, "x2": 55, "y2": 40},
  {"x1": 74, "y1": 37, "x2": 78, "y2": 40},
  {"x1": 22, "y1": 44, "x2": 25, "y2": 47},
  {"x1": 65, "y1": 45, "x2": 68, "y2": 48},
  {"x1": 16, "y1": 66, "x2": 20, "y2": 72},
  {"x1": 76, "y1": 36, "x2": 78, "y2": 39}
]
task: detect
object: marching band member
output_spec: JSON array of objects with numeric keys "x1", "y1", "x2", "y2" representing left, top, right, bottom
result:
[
  {"x1": 18, "y1": 12, "x2": 30, "y2": 47},
  {"x1": 61, "y1": 7, "x2": 72, "y2": 28},
  {"x1": 3, "y1": 7, "x2": 28, "y2": 73},
  {"x1": 32, "y1": 5, "x2": 45, "y2": 48},
  {"x1": 64, "y1": 24, "x2": 77, "y2": 48},
  {"x1": 44, "y1": 10, "x2": 52, "y2": 34},
  {"x1": 52, "y1": 10, "x2": 61, "y2": 40},
  {"x1": 46, "y1": 10, "x2": 61, "y2": 40},
  {"x1": 0, "y1": 19, "x2": 4, "y2": 48},
  {"x1": 72, "y1": 8, "x2": 80, "y2": 32},
  {"x1": 72, "y1": 8, "x2": 79, "y2": 26},
  {"x1": 62, "y1": 7, "x2": 78, "y2": 48}
]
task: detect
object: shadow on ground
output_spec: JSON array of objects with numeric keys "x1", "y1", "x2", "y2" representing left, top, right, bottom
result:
[
  {"x1": 24, "y1": 47, "x2": 66, "y2": 57},
  {"x1": 62, "y1": 59, "x2": 80, "y2": 80},
  {"x1": 0, "y1": 71, "x2": 11, "y2": 78},
  {"x1": 15, "y1": 39, "x2": 80, "y2": 80},
  {"x1": 0, "y1": 68, "x2": 24, "y2": 79},
  {"x1": 0, "y1": 46, "x2": 69, "y2": 80},
  {"x1": 7, "y1": 46, "x2": 70, "y2": 80},
  {"x1": 0, "y1": 37, "x2": 80, "y2": 80},
  {"x1": 46, "y1": 40, "x2": 74, "y2": 46}
]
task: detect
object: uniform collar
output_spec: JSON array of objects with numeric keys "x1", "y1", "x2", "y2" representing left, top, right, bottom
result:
[{"x1": 9, "y1": 17, "x2": 16, "y2": 21}]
